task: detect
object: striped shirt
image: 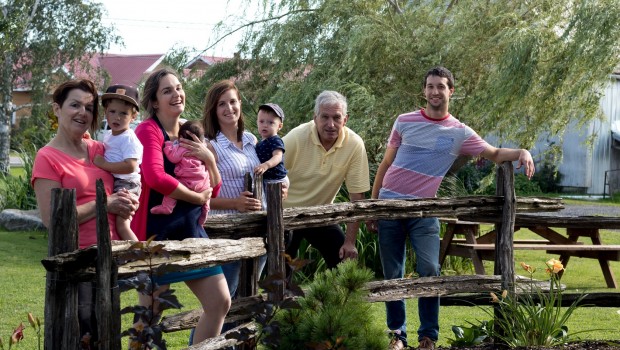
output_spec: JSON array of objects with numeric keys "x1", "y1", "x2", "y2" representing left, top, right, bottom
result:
[
  {"x1": 209, "y1": 131, "x2": 263, "y2": 214},
  {"x1": 378, "y1": 109, "x2": 489, "y2": 199}
]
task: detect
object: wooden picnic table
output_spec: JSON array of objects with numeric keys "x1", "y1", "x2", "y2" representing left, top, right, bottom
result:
[{"x1": 439, "y1": 214, "x2": 620, "y2": 288}]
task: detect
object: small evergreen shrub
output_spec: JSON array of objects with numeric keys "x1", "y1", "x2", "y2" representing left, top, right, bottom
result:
[{"x1": 274, "y1": 260, "x2": 385, "y2": 350}]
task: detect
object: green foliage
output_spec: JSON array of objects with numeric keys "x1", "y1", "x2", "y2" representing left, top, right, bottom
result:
[
  {"x1": 513, "y1": 173, "x2": 543, "y2": 196},
  {"x1": 10, "y1": 107, "x2": 55, "y2": 152},
  {"x1": 118, "y1": 237, "x2": 183, "y2": 350},
  {"x1": 455, "y1": 159, "x2": 495, "y2": 194},
  {"x1": 478, "y1": 173, "x2": 544, "y2": 196},
  {"x1": 531, "y1": 151, "x2": 564, "y2": 194},
  {"x1": 485, "y1": 259, "x2": 587, "y2": 347},
  {"x1": 275, "y1": 260, "x2": 385, "y2": 350},
  {"x1": 457, "y1": 158, "x2": 565, "y2": 196},
  {"x1": 1, "y1": 0, "x2": 121, "y2": 170},
  {"x1": 448, "y1": 320, "x2": 492, "y2": 347},
  {"x1": 0, "y1": 146, "x2": 37, "y2": 211},
  {"x1": 195, "y1": 0, "x2": 620, "y2": 169},
  {"x1": 441, "y1": 255, "x2": 474, "y2": 276}
]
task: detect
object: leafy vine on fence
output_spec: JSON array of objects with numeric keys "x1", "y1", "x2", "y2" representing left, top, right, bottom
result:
[{"x1": 117, "y1": 236, "x2": 183, "y2": 350}]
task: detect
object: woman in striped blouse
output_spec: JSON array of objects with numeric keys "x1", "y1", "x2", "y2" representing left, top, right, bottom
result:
[{"x1": 202, "y1": 80, "x2": 266, "y2": 301}]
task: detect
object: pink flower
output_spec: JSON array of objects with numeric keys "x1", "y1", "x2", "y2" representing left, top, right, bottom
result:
[{"x1": 10, "y1": 322, "x2": 24, "y2": 345}]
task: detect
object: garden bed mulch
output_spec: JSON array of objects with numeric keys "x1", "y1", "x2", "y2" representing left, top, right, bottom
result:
[{"x1": 434, "y1": 340, "x2": 620, "y2": 350}]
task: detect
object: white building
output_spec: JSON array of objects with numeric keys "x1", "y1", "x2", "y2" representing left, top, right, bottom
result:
[{"x1": 537, "y1": 73, "x2": 620, "y2": 196}]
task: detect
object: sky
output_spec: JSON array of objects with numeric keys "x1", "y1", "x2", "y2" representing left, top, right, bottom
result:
[{"x1": 100, "y1": 0, "x2": 253, "y2": 57}]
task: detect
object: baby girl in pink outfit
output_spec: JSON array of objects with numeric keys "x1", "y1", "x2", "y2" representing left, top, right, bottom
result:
[{"x1": 150, "y1": 120, "x2": 211, "y2": 224}]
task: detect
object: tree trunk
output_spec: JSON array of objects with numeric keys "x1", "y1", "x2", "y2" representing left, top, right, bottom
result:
[{"x1": 0, "y1": 52, "x2": 15, "y2": 174}]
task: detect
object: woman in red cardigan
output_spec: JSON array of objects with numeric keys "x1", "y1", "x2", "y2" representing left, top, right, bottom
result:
[{"x1": 131, "y1": 67, "x2": 230, "y2": 344}]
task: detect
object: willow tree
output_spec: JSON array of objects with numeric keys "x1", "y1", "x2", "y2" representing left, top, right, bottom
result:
[
  {"x1": 0, "y1": 0, "x2": 119, "y2": 173},
  {"x1": 196, "y1": 0, "x2": 620, "y2": 165}
]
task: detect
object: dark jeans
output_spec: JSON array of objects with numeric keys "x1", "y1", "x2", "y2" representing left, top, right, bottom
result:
[
  {"x1": 78, "y1": 282, "x2": 98, "y2": 345},
  {"x1": 285, "y1": 224, "x2": 345, "y2": 269}
]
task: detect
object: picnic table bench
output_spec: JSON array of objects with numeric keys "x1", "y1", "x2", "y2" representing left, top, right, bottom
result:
[{"x1": 439, "y1": 214, "x2": 620, "y2": 288}]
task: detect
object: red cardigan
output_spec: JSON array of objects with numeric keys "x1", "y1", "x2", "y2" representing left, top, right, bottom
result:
[{"x1": 131, "y1": 118, "x2": 220, "y2": 241}]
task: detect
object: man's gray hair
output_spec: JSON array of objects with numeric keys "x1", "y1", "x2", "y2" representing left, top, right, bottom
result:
[{"x1": 314, "y1": 90, "x2": 348, "y2": 116}]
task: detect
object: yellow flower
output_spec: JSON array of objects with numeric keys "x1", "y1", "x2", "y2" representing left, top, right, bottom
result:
[
  {"x1": 490, "y1": 292, "x2": 500, "y2": 303},
  {"x1": 520, "y1": 262, "x2": 536, "y2": 274},
  {"x1": 546, "y1": 258, "x2": 564, "y2": 274},
  {"x1": 501, "y1": 290, "x2": 508, "y2": 299}
]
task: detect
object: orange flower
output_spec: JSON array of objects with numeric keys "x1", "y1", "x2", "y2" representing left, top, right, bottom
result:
[
  {"x1": 490, "y1": 292, "x2": 500, "y2": 303},
  {"x1": 520, "y1": 262, "x2": 536, "y2": 274},
  {"x1": 546, "y1": 258, "x2": 564, "y2": 274}
]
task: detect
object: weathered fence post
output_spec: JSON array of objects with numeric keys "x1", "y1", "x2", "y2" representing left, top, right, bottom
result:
[
  {"x1": 494, "y1": 162, "x2": 516, "y2": 292},
  {"x1": 238, "y1": 173, "x2": 262, "y2": 298},
  {"x1": 95, "y1": 179, "x2": 121, "y2": 349},
  {"x1": 493, "y1": 162, "x2": 517, "y2": 347},
  {"x1": 44, "y1": 189, "x2": 80, "y2": 350},
  {"x1": 266, "y1": 182, "x2": 285, "y2": 302}
]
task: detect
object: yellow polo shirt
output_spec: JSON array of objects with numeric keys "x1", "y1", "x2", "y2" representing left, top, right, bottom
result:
[{"x1": 283, "y1": 121, "x2": 370, "y2": 208}]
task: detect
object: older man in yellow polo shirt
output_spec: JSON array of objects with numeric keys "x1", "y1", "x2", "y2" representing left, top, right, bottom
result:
[{"x1": 283, "y1": 90, "x2": 370, "y2": 268}]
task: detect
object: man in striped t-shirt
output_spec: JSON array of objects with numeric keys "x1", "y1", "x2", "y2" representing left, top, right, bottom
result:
[{"x1": 370, "y1": 67, "x2": 535, "y2": 350}]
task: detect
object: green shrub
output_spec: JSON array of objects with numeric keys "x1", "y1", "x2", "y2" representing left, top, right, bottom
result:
[
  {"x1": 531, "y1": 150, "x2": 563, "y2": 193},
  {"x1": 0, "y1": 146, "x2": 37, "y2": 211},
  {"x1": 484, "y1": 259, "x2": 586, "y2": 347},
  {"x1": 455, "y1": 157, "x2": 566, "y2": 196},
  {"x1": 455, "y1": 159, "x2": 494, "y2": 194},
  {"x1": 514, "y1": 173, "x2": 543, "y2": 195},
  {"x1": 10, "y1": 106, "x2": 55, "y2": 152},
  {"x1": 448, "y1": 320, "x2": 492, "y2": 346},
  {"x1": 275, "y1": 260, "x2": 385, "y2": 350}
]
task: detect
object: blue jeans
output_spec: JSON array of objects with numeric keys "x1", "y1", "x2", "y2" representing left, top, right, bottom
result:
[
  {"x1": 378, "y1": 218, "x2": 440, "y2": 342},
  {"x1": 221, "y1": 254, "x2": 268, "y2": 298}
]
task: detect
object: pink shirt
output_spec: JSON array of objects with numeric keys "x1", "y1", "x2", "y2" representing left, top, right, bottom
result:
[
  {"x1": 164, "y1": 141, "x2": 210, "y2": 192},
  {"x1": 32, "y1": 139, "x2": 119, "y2": 248},
  {"x1": 379, "y1": 109, "x2": 489, "y2": 199}
]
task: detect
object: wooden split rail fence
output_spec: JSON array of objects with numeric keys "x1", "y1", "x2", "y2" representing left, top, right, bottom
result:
[{"x1": 41, "y1": 163, "x2": 618, "y2": 349}]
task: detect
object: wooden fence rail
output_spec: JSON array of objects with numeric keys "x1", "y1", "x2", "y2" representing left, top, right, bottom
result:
[{"x1": 43, "y1": 163, "x2": 594, "y2": 349}]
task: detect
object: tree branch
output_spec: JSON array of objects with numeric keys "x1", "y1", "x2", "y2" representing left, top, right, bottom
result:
[
  {"x1": 15, "y1": 103, "x2": 33, "y2": 112},
  {"x1": 189, "y1": 8, "x2": 317, "y2": 62},
  {"x1": 29, "y1": 0, "x2": 41, "y2": 23},
  {"x1": 386, "y1": 0, "x2": 403, "y2": 14},
  {"x1": 439, "y1": 0, "x2": 458, "y2": 26}
]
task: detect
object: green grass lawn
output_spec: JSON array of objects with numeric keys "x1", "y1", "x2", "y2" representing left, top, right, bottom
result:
[{"x1": 1, "y1": 209, "x2": 620, "y2": 348}]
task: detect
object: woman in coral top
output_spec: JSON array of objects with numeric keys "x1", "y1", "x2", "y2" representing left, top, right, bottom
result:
[{"x1": 31, "y1": 79, "x2": 139, "y2": 346}]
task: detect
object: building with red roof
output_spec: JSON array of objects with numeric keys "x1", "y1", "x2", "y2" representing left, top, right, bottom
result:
[{"x1": 10, "y1": 53, "x2": 229, "y2": 128}]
